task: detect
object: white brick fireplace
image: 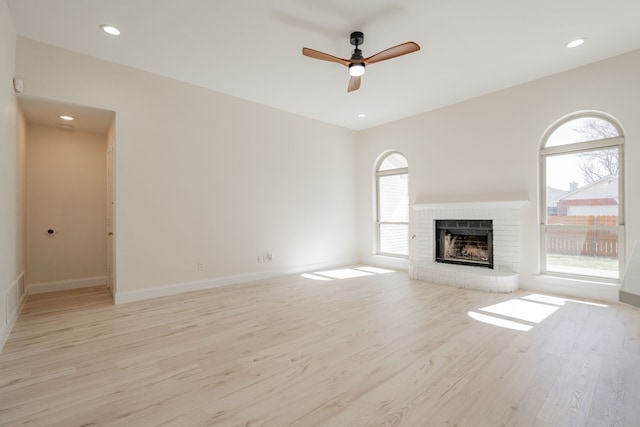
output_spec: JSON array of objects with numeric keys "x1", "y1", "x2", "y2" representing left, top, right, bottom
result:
[{"x1": 410, "y1": 200, "x2": 527, "y2": 292}]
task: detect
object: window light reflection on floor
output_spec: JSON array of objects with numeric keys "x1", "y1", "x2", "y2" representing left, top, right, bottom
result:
[
  {"x1": 317, "y1": 269, "x2": 374, "y2": 279},
  {"x1": 479, "y1": 299, "x2": 560, "y2": 324},
  {"x1": 301, "y1": 266, "x2": 395, "y2": 281},
  {"x1": 521, "y1": 293, "x2": 608, "y2": 308},
  {"x1": 355, "y1": 266, "x2": 395, "y2": 275},
  {"x1": 468, "y1": 292, "x2": 607, "y2": 332},
  {"x1": 468, "y1": 311, "x2": 533, "y2": 332},
  {"x1": 300, "y1": 273, "x2": 332, "y2": 281}
]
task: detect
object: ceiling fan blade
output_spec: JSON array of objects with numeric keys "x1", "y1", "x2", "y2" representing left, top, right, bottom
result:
[
  {"x1": 348, "y1": 76, "x2": 361, "y2": 92},
  {"x1": 302, "y1": 48, "x2": 351, "y2": 67},
  {"x1": 364, "y1": 42, "x2": 420, "y2": 64}
]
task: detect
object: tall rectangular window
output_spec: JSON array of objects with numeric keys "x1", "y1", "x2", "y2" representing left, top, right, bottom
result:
[
  {"x1": 376, "y1": 153, "x2": 409, "y2": 257},
  {"x1": 541, "y1": 116, "x2": 624, "y2": 281}
]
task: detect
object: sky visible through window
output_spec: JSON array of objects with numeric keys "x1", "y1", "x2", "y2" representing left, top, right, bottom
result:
[
  {"x1": 545, "y1": 118, "x2": 619, "y2": 190},
  {"x1": 546, "y1": 154, "x2": 584, "y2": 190}
]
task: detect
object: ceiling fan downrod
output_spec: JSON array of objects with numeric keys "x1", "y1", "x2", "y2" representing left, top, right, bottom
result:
[
  {"x1": 350, "y1": 31, "x2": 364, "y2": 60},
  {"x1": 349, "y1": 31, "x2": 365, "y2": 76}
]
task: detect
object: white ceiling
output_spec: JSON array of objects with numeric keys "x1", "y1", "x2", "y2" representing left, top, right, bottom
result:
[
  {"x1": 8, "y1": 0, "x2": 640, "y2": 131},
  {"x1": 18, "y1": 96, "x2": 114, "y2": 134}
]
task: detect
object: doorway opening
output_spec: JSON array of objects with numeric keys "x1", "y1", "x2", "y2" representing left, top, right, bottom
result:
[{"x1": 20, "y1": 97, "x2": 116, "y2": 301}]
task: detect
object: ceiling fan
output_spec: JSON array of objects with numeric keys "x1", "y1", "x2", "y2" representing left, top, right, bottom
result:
[{"x1": 302, "y1": 31, "x2": 420, "y2": 92}]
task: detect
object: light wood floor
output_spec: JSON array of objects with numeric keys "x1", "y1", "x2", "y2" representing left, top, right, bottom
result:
[{"x1": 1, "y1": 268, "x2": 639, "y2": 426}]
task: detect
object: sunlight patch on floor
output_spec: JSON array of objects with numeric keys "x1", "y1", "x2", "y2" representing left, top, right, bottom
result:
[
  {"x1": 301, "y1": 266, "x2": 396, "y2": 281},
  {"x1": 479, "y1": 299, "x2": 560, "y2": 324},
  {"x1": 468, "y1": 292, "x2": 606, "y2": 332},
  {"x1": 355, "y1": 266, "x2": 395, "y2": 275},
  {"x1": 316, "y1": 269, "x2": 374, "y2": 279},
  {"x1": 468, "y1": 311, "x2": 533, "y2": 332},
  {"x1": 300, "y1": 273, "x2": 332, "y2": 281},
  {"x1": 521, "y1": 293, "x2": 608, "y2": 307}
]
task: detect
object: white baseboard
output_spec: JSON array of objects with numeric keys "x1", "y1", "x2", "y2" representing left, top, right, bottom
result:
[
  {"x1": 28, "y1": 276, "x2": 107, "y2": 295},
  {"x1": 115, "y1": 258, "x2": 360, "y2": 305},
  {"x1": 619, "y1": 290, "x2": 640, "y2": 308},
  {"x1": 361, "y1": 255, "x2": 409, "y2": 271},
  {"x1": 1, "y1": 272, "x2": 27, "y2": 353}
]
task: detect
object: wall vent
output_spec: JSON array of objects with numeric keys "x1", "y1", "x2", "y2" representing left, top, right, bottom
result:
[
  {"x1": 5, "y1": 274, "x2": 25, "y2": 324},
  {"x1": 17, "y1": 275, "x2": 25, "y2": 301},
  {"x1": 6, "y1": 285, "x2": 17, "y2": 324}
]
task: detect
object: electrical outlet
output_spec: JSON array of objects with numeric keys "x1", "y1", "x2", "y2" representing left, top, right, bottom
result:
[
  {"x1": 258, "y1": 254, "x2": 273, "y2": 263},
  {"x1": 197, "y1": 262, "x2": 206, "y2": 271}
]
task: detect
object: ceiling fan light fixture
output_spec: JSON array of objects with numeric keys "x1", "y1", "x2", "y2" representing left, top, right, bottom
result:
[{"x1": 349, "y1": 63, "x2": 365, "y2": 77}]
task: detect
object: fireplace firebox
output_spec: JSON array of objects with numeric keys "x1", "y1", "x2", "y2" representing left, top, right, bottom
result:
[{"x1": 435, "y1": 219, "x2": 493, "y2": 268}]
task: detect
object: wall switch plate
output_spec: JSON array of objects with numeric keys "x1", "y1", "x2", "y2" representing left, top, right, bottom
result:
[{"x1": 197, "y1": 262, "x2": 205, "y2": 270}]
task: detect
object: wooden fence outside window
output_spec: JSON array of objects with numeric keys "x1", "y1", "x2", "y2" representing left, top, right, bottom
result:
[{"x1": 546, "y1": 215, "x2": 618, "y2": 258}]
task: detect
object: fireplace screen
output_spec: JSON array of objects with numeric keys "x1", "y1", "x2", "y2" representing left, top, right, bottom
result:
[{"x1": 435, "y1": 220, "x2": 493, "y2": 268}]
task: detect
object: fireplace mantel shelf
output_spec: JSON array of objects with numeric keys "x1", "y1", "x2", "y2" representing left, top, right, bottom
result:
[{"x1": 411, "y1": 200, "x2": 528, "y2": 210}]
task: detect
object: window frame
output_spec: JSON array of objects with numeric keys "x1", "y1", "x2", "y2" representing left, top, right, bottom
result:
[
  {"x1": 375, "y1": 152, "x2": 409, "y2": 258},
  {"x1": 540, "y1": 113, "x2": 625, "y2": 282}
]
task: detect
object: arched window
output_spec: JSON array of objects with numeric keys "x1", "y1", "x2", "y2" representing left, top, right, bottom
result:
[
  {"x1": 541, "y1": 113, "x2": 625, "y2": 280},
  {"x1": 376, "y1": 152, "x2": 409, "y2": 257}
]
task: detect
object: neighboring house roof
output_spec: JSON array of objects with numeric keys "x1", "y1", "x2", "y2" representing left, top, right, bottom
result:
[
  {"x1": 546, "y1": 186, "x2": 568, "y2": 207},
  {"x1": 559, "y1": 175, "x2": 618, "y2": 203}
]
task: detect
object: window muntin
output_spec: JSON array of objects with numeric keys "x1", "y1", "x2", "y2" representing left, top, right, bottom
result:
[
  {"x1": 545, "y1": 116, "x2": 620, "y2": 148},
  {"x1": 379, "y1": 153, "x2": 408, "y2": 171},
  {"x1": 376, "y1": 152, "x2": 409, "y2": 257},
  {"x1": 541, "y1": 115, "x2": 624, "y2": 280}
]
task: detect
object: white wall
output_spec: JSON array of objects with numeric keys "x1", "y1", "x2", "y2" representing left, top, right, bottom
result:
[
  {"x1": 10, "y1": 33, "x2": 639, "y2": 305},
  {"x1": 26, "y1": 124, "x2": 107, "y2": 293},
  {"x1": 358, "y1": 49, "x2": 640, "y2": 302},
  {"x1": 0, "y1": 0, "x2": 26, "y2": 346},
  {"x1": 15, "y1": 37, "x2": 359, "y2": 302}
]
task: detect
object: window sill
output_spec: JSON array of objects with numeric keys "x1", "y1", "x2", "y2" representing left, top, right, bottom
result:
[
  {"x1": 537, "y1": 272, "x2": 620, "y2": 287},
  {"x1": 527, "y1": 273, "x2": 621, "y2": 303}
]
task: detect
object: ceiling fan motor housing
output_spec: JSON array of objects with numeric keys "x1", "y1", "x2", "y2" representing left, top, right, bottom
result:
[{"x1": 350, "y1": 31, "x2": 364, "y2": 47}]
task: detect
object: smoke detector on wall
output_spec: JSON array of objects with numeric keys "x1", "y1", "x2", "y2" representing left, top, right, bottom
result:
[{"x1": 13, "y1": 78, "x2": 23, "y2": 93}]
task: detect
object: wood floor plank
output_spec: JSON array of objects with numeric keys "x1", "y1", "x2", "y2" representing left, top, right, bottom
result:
[
  {"x1": 585, "y1": 303, "x2": 640, "y2": 427},
  {"x1": 1, "y1": 270, "x2": 639, "y2": 426}
]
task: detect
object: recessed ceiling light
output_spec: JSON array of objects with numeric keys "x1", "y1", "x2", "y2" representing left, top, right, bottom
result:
[
  {"x1": 100, "y1": 24, "x2": 121, "y2": 36},
  {"x1": 358, "y1": 113, "x2": 367, "y2": 118},
  {"x1": 60, "y1": 115, "x2": 74, "y2": 121},
  {"x1": 567, "y1": 38, "x2": 585, "y2": 48}
]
